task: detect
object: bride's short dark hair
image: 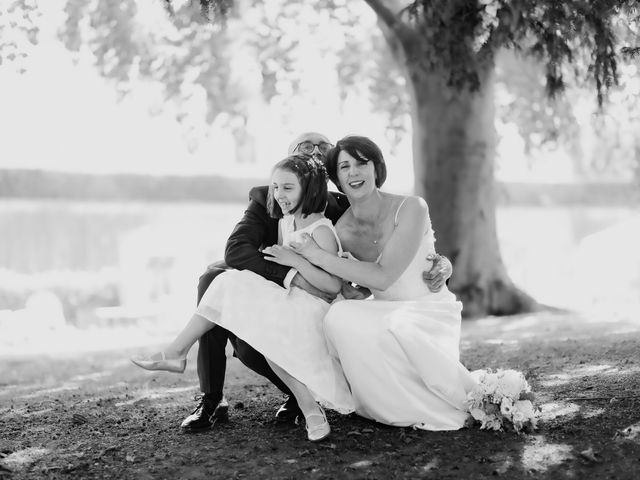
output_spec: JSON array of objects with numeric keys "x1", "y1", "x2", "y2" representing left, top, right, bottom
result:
[
  {"x1": 267, "y1": 154, "x2": 329, "y2": 219},
  {"x1": 324, "y1": 136, "x2": 387, "y2": 191}
]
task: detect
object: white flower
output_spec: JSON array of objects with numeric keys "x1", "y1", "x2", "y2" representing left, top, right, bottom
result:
[
  {"x1": 467, "y1": 385, "x2": 487, "y2": 409},
  {"x1": 482, "y1": 414, "x2": 503, "y2": 431},
  {"x1": 512, "y1": 409, "x2": 526, "y2": 424},
  {"x1": 470, "y1": 407, "x2": 486, "y2": 422},
  {"x1": 495, "y1": 370, "x2": 528, "y2": 400},
  {"x1": 510, "y1": 400, "x2": 538, "y2": 432},
  {"x1": 513, "y1": 400, "x2": 535, "y2": 419},
  {"x1": 470, "y1": 369, "x2": 488, "y2": 383},
  {"x1": 500, "y1": 397, "x2": 514, "y2": 417},
  {"x1": 480, "y1": 372, "x2": 500, "y2": 396}
]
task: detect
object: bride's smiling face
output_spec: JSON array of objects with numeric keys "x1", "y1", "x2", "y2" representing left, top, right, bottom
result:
[
  {"x1": 336, "y1": 150, "x2": 376, "y2": 197},
  {"x1": 271, "y1": 167, "x2": 302, "y2": 215}
]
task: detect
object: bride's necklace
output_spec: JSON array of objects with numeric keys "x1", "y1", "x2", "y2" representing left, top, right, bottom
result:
[
  {"x1": 363, "y1": 225, "x2": 383, "y2": 245},
  {"x1": 353, "y1": 195, "x2": 386, "y2": 246},
  {"x1": 352, "y1": 217, "x2": 382, "y2": 245},
  {"x1": 354, "y1": 223, "x2": 381, "y2": 246}
]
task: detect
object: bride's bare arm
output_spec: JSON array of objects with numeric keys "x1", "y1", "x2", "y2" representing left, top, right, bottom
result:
[
  {"x1": 264, "y1": 225, "x2": 343, "y2": 295},
  {"x1": 291, "y1": 197, "x2": 428, "y2": 291}
]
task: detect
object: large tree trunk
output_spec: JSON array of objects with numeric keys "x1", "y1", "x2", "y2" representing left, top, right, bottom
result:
[
  {"x1": 364, "y1": 0, "x2": 537, "y2": 317},
  {"x1": 406, "y1": 62, "x2": 537, "y2": 318}
]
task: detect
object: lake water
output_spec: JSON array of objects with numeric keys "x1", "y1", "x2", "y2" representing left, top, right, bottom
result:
[{"x1": 0, "y1": 200, "x2": 638, "y2": 322}]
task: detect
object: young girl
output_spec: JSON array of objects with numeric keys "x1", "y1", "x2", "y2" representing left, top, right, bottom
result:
[{"x1": 131, "y1": 154, "x2": 354, "y2": 441}]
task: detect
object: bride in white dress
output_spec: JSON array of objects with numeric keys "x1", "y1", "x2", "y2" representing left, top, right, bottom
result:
[{"x1": 265, "y1": 135, "x2": 477, "y2": 430}]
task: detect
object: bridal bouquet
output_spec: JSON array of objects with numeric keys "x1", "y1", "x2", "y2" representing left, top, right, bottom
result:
[{"x1": 466, "y1": 369, "x2": 539, "y2": 433}]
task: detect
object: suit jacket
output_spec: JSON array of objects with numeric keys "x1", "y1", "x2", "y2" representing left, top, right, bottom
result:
[{"x1": 224, "y1": 186, "x2": 350, "y2": 288}]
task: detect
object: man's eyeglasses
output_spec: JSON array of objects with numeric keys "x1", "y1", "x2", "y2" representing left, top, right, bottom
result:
[{"x1": 295, "y1": 141, "x2": 333, "y2": 155}]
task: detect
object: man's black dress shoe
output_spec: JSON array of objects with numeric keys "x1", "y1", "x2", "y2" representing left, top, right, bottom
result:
[
  {"x1": 180, "y1": 394, "x2": 229, "y2": 433},
  {"x1": 275, "y1": 396, "x2": 303, "y2": 424}
]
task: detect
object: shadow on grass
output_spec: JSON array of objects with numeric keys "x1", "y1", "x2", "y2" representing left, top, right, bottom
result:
[{"x1": 2, "y1": 310, "x2": 640, "y2": 479}]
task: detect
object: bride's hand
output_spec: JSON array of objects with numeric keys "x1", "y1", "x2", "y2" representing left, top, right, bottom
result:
[
  {"x1": 289, "y1": 233, "x2": 324, "y2": 264},
  {"x1": 263, "y1": 245, "x2": 302, "y2": 268},
  {"x1": 341, "y1": 281, "x2": 372, "y2": 300},
  {"x1": 422, "y1": 254, "x2": 452, "y2": 292}
]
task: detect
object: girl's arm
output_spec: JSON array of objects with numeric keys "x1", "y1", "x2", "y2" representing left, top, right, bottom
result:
[
  {"x1": 264, "y1": 225, "x2": 343, "y2": 295},
  {"x1": 290, "y1": 197, "x2": 428, "y2": 291}
]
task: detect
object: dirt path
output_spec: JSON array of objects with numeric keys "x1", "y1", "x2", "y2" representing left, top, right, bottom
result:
[{"x1": 1, "y1": 310, "x2": 640, "y2": 479}]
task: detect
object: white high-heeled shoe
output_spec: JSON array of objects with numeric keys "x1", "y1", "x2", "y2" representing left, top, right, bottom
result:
[
  {"x1": 305, "y1": 407, "x2": 330, "y2": 442},
  {"x1": 130, "y1": 352, "x2": 186, "y2": 373}
]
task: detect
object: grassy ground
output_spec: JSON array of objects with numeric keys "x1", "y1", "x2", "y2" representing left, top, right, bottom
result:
[{"x1": 1, "y1": 310, "x2": 640, "y2": 479}]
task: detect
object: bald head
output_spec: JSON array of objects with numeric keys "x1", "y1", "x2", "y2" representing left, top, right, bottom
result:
[{"x1": 287, "y1": 132, "x2": 333, "y2": 161}]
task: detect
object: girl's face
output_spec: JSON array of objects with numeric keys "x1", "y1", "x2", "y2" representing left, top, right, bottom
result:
[
  {"x1": 271, "y1": 167, "x2": 302, "y2": 215},
  {"x1": 336, "y1": 150, "x2": 376, "y2": 197}
]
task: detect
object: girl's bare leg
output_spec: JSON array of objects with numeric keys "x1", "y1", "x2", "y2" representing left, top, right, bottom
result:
[
  {"x1": 131, "y1": 313, "x2": 218, "y2": 372},
  {"x1": 156, "y1": 313, "x2": 217, "y2": 359},
  {"x1": 266, "y1": 359, "x2": 329, "y2": 440}
]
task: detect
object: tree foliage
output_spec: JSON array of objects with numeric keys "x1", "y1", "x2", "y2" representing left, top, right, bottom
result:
[
  {"x1": 57, "y1": 0, "x2": 378, "y2": 150},
  {"x1": 60, "y1": 0, "x2": 239, "y2": 128},
  {"x1": 3, "y1": 0, "x2": 414, "y2": 154},
  {"x1": 495, "y1": 50, "x2": 580, "y2": 155},
  {"x1": 335, "y1": 8, "x2": 411, "y2": 152},
  {"x1": 186, "y1": 0, "x2": 639, "y2": 156},
  {"x1": 0, "y1": 0, "x2": 41, "y2": 72},
  {"x1": 400, "y1": 0, "x2": 640, "y2": 105},
  {"x1": 494, "y1": 12, "x2": 640, "y2": 180}
]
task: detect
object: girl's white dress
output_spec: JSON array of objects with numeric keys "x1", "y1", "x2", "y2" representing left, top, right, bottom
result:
[
  {"x1": 196, "y1": 215, "x2": 354, "y2": 414},
  {"x1": 323, "y1": 206, "x2": 477, "y2": 430}
]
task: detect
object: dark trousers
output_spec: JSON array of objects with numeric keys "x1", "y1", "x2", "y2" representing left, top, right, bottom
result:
[{"x1": 196, "y1": 265, "x2": 293, "y2": 401}]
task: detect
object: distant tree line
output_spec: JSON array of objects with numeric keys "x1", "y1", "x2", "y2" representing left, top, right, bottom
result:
[
  {"x1": 1, "y1": 169, "x2": 636, "y2": 206},
  {"x1": 0, "y1": 169, "x2": 261, "y2": 203}
]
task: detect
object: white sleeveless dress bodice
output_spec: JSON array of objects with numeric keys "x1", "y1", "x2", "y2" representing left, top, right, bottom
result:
[
  {"x1": 280, "y1": 214, "x2": 342, "y2": 253},
  {"x1": 369, "y1": 222, "x2": 442, "y2": 301}
]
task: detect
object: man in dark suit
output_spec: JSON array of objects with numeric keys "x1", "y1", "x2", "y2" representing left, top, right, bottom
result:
[{"x1": 180, "y1": 132, "x2": 451, "y2": 433}]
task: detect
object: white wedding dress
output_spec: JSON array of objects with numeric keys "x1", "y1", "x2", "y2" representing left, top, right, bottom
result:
[
  {"x1": 324, "y1": 209, "x2": 477, "y2": 430},
  {"x1": 195, "y1": 215, "x2": 354, "y2": 414}
]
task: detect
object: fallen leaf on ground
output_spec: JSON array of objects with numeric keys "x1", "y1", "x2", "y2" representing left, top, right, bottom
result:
[
  {"x1": 616, "y1": 422, "x2": 640, "y2": 441},
  {"x1": 579, "y1": 447, "x2": 601, "y2": 463},
  {"x1": 71, "y1": 413, "x2": 88, "y2": 425},
  {"x1": 348, "y1": 460, "x2": 373, "y2": 469},
  {"x1": 421, "y1": 459, "x2": 438, "y2": 472},
  {"x1": 494, "y1": 458, "x2": 513, "y2": 475},
  {"x1": 318, "y1": 443, "x2": 336, "y2": 449}
]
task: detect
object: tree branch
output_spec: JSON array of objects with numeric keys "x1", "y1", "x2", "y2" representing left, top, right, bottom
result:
[{"x1": 362, "y1": 0, "x2": 416, "y2": 45}]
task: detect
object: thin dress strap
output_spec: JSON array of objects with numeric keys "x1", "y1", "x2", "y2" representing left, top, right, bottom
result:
[
  {"x1": 373, "y1": 198, "x2": 409, "y2": 264},
  {"x1": 394, "y1": 197, "x2": 409, "y2": 226}
]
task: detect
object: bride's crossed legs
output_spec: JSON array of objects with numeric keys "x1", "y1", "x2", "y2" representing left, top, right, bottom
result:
[{"x1": 131, "y1": 312, "x2": 330, "y2": 441}]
